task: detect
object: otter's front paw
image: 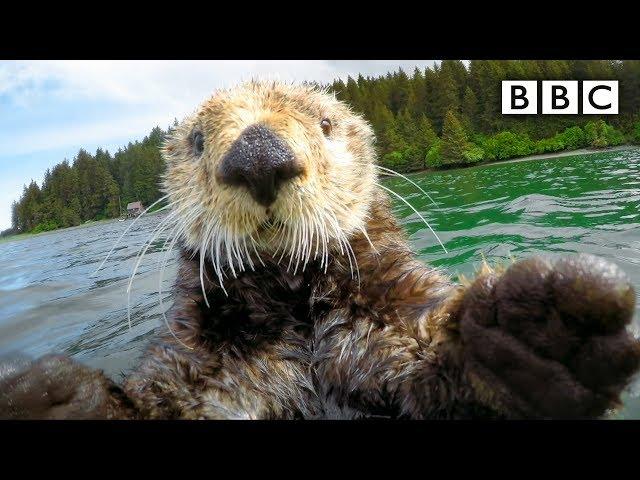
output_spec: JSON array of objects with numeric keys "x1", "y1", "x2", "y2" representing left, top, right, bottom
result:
[
  {"x1": 458, "y1": 254, "x2": 640, "y2": 419},
  {"x1": 0, "y1": 354, "x2": 136, "y2": 419}
]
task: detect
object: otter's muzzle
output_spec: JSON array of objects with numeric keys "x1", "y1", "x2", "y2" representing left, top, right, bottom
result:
[{"x1": 216, "y1": 124, "x2": 303, "y2": 207}]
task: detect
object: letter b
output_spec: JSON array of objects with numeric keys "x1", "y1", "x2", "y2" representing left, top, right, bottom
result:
[
  {"x1": 542, "y1": 81, "x2": 578, "y2": 114},
  {"x1": 512, "y1": 86, "x2": 529, "y2": 109},
  {"x1": 502, "y1": 81, "x2": 537, "y2": 114}
]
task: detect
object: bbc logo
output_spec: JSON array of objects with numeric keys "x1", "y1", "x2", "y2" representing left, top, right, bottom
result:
[{"x1": 502, "y1": 81, "x2": 618, "y2": 115}]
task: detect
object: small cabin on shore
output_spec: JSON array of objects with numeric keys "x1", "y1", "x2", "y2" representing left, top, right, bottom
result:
[{"x1": 126, "y1": 201, "x2": 144, "y2": 217}]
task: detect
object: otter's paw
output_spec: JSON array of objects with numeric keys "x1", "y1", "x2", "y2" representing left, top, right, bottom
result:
[
  {"x1": 0, "y1": 354, "x2": 135, "y2": 419},
  {"x1": 458, "y1": 254, "x2": 640, "y2": 419}
]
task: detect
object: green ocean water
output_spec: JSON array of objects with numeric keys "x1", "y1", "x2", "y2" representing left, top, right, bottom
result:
[{"x1": 386, "y1": 148, "x2": 640, "y2": 418}]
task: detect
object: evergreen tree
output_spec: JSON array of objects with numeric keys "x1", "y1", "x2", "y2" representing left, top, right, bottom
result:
[
  {"x1": 388, "y1": 68, "x2": 411, "y2": 114},
  {"x1": 461, "y1": 86, "x2": 478, "y2": 133},
  {"x1": 383, "y1": 114, "x2": 408, "y2": 153},
  {"x1": 440, "y1": 110, "x2": 468, "y2": 165},
  {"x1": 430, "y1": 65, "x2": 461, "y2": 132},
  {"x1": 417, "y1": 114, "x2": 437, "y2": 153},
  {"x1": 10, "y1": 201, "x2": 19, "y2": 232}
]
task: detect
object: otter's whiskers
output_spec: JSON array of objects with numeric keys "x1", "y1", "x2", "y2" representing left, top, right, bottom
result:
[
  {"x1": 190, "y1": 185, "x2": 363, "y2": 297},
  {"x1": 158, "y1": 221, "x2": 194, "y2": 350},
  {"x1": 126, "y1": 199, "x2": 198, "y2": 329},
  {"x1": 91, "y1": 187, "x2": 192, "y2": 277},
  {"x1": 374, "y1": 165, "x2": 438, "y2": 207},
  {"x1": 375, "y1": 182, "x2": 448, "y2": 254}
]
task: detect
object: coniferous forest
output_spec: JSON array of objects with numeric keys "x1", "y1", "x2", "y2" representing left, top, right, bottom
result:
[{"x1": 5, "y1": 60, "x2": 640, "y2": 237}]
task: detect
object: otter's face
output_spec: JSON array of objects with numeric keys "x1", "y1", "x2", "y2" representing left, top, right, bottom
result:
[{"x1": 162, "y1": 81, "x2": 377, "y2": 278}]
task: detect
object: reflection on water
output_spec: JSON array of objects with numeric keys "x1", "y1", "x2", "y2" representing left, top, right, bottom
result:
[{"x1": 0, "y1": 148, "x2": 639, "y2": 417}]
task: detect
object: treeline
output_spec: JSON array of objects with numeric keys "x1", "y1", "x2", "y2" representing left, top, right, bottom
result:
[
  {"x1": 6, "y1": 126, "x2": 170, "y2": 236},
  {"x1": 6, "y1": 60, "x2": 640, "y2": 236},
  {"x1": 329, "y1": 60, "x2": 640, "y2": 171}
]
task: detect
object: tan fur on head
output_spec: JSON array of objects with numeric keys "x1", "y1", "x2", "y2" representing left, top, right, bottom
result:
[{"x1": 161, "y1": 80, "x2": 377, "y2": 280}]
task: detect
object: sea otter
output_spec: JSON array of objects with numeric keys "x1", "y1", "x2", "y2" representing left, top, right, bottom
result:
[{"x1": 1, "y1": 81, "x2": 639, "y2": 419}]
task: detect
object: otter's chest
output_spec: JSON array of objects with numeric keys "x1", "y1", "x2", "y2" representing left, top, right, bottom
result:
[{"x1": 165, "y1": 258, "x2": 390, "y2": 418}]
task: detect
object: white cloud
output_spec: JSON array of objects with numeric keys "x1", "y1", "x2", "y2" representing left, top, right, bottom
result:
[
  {"x1": 0, "y1": 112, "x2": 175, "y2": 157},
  {"x1": 1, "y1": 60, "x2": 438, "y2": 111}
]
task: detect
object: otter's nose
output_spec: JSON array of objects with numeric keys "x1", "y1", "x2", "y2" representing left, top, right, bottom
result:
[{"x1": 216, "y1": 124, "x2": 302, "y2": 207}]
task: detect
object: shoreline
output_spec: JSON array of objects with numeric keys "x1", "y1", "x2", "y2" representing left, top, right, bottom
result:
[
  {"x1": 476, "y1": 144, "x2": 637, "y2": 168},
  {"x1": 0, "y1": 208, "x2": 167, "y2": 245},
  {"x1": 419, "y1": 144, "x2": 637, "y2": 175}
]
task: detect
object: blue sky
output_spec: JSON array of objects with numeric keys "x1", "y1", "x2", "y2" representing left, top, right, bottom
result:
[{"x1": 0, "y1": 60, "x2": 439, "y2": 230}]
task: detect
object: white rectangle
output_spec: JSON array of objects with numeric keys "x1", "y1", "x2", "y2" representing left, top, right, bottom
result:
[
  {"x1": 502, "y1": 81, "x2": 538, "y2": 114},
  {"x1": 582, "y1": 81, "x2": 618, "y2": 114},
  {"x1": 542, "y1": 81, "x2": 578, "y2": 114}
]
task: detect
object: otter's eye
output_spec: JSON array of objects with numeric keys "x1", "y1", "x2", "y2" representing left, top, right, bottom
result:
[
  {"x1": 193, "y1": 131, "x2": 205, "y2": 156},
  {"x1": 320, "y1": 118, "x2": 332, "y2": 136}
]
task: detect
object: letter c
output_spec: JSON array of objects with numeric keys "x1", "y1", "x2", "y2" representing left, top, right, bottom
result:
[{"x1": 588, "y1": 85, "x2": 612, "y2": 110}]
